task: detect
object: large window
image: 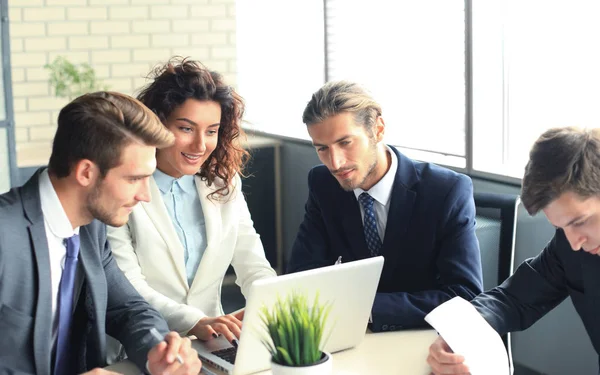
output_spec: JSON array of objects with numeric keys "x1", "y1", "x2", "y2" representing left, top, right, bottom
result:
[
  {"x1": 237, "y1": 0, "x2": 600, "y2": 180},
  {"x1": 473, "y1": 0, "x2": 600, "y2": 178},
  {"x1": 237, "y1": 0, "x2": 324, "y2": 140},
  {"x1": 326, "y1": 0, "x2": 466, "y2": 168}
]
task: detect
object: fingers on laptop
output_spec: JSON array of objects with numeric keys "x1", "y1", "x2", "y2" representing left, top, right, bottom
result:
[
  {"x1": 212, "y1": 315, "x2": 243, "y2": 344},
  {"x1": 193, "y1": 314, "x2": 243, "y2": 343},
  {"x1": 190, "y1": 320, "x2": 219, "y2": 341}
]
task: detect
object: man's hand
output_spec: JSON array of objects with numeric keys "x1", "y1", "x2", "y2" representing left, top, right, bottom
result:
[
  {"x1": 80, "y1": 369, "x2": 122, "y2": 374},
  {"x1": 190, "y1": 310, "x2": 244, "y2": 345},
  {"x1": 427, "y1": 336, "x2": 470, "y2": 375},
  {"x1": 147, "y1": 332, "x2": 202, "y2": 375}
]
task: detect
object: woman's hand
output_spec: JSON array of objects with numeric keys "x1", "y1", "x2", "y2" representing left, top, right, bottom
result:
[{"x1": 190, "y1": 310, "x2": 245, "y2": 345}]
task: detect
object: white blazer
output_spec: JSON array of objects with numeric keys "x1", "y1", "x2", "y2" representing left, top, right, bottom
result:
[{"x1": 107, "y1": 174, "x2": 277, "y2": 335}]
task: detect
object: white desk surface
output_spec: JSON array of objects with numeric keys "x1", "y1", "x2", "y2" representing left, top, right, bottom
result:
[{"x1": 106, "y1": 329, "x2": 437, "y2": 375}]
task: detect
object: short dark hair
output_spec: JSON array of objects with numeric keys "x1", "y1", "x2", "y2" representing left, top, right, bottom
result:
[
  {"x1": 48, "y1": 91, "x2": 173, "y2": 178},
  {"x1": 137, "y1": 57, "x2": 248, "y2": 199},
  {"x1": 302, "y1": 80, "x2": 382, "y2": 131},
  {"x1": 522, "y1": 127, "x2": 600, "y2": 214}
]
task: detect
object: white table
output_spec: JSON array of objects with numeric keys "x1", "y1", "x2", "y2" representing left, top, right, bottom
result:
[{"x1": 106, "y1": 329, "x2": 438, "y2": 375}]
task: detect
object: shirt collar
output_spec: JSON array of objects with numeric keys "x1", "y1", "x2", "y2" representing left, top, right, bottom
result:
[
  {"x1": 354, "y1": 145, "x2": 398, "y2": 206},
  {"x1": 153, "y1": 168, "x2": 196, "y2": 195},
  {"x1": 38, "y1": 168, "x2": 79, "y2": 238}
]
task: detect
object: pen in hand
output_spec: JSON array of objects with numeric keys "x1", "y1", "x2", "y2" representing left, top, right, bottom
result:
[{"x1": 149, "y1": 328, "x2": 184, "y2": 365}]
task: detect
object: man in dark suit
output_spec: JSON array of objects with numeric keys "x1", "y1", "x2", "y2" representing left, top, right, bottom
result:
[
  {"x1": 287, "y1": 81, "x2": 483, "y2": 332},
  {"x1": 0, "y1": 92, "x2": 202, "y2": 375},
  {"x1": 428, "y1": 127, "x2": 600, "y2": 374}
]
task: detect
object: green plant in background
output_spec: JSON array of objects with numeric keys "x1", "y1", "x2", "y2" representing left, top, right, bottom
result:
[
  {"x1": 259, "y1": 291, "x2": 333, "y2": 367},
  {"x1": 44, "y1": 56, "x2": 108, "y2": 100}
]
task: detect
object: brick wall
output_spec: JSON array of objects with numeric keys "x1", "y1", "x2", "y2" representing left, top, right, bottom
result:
[{"x1": 9, "y1": 0, "x2": 237, "y2": 167}]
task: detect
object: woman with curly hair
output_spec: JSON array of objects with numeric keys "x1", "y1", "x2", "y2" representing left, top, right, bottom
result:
[{"x1": 107, "y1": 57, "x2": 276, "y2": 347}]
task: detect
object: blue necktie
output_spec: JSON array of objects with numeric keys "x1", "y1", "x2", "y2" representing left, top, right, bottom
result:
[
  {"x1": 54, "y1": 234, "x2": 80, "y2": 375},
  {"x1": 358, "y1": 192, "x2": 382, "y2": 256}
]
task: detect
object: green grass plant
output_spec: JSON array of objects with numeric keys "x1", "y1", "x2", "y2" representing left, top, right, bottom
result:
[{"x1": 258, "y1": 291, "x2": 333, "y2": 367}]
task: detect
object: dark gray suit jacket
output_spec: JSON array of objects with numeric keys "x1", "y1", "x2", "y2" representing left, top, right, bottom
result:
[
  {"x1": 472, "y1": 229, "x2": 600, "y2": 361},
  {"x1": 0, "y1": 170, "x2": 170, "y2": 375}
]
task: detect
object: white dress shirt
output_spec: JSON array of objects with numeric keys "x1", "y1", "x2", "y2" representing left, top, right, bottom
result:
[
  {"x1": 38, "y1": 169, "x2": 80, "y2": 345},
  {"x1": 353, "y1": 146, "x2": 398, "y2": 241}
]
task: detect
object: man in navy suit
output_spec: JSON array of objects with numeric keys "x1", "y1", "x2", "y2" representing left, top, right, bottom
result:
[
  {"x1": 287, "y1": 81, "x2": 483, "y2": 332},
  {"x1": 428, "y1": 127, "x2": 600, "y2": 374}
]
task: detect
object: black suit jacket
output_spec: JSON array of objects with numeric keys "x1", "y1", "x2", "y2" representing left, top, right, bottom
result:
[
  {"x1": 0, "y1": 170, "x2": 170, "y2": 375},
  {"x1": 473, "y1": 229, "x2": 600, "y2": 360},
  {"x1": 287, "y1": 146, "x2": 483, "y2": 331}
]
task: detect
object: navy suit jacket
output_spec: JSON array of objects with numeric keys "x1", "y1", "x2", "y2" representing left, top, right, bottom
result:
[
  {"x1": 0, "y1": 170, "x2": 170, "y2": 375},
  {"x1": 287, "y1": 146, "x2": 483, "y2": 331},
  {"x1": 473, "y1": 229, "x2": 600, "y2": 362}
]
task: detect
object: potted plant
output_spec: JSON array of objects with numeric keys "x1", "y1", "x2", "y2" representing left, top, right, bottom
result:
[
  {"x1": 258, "y1": 291, "x2": 334, "y2": 375},
  {"x1": 44, "y1": 56, "x2": 108, "y2": 100}
]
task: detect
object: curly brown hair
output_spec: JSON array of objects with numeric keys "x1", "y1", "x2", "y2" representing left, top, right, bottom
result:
[{"x1": 137, "y1": 57, "x2": 248, "y2": 200}]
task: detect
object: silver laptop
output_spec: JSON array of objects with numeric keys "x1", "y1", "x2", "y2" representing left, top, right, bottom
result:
[{"x1": 193, "y1": 256, "x2": 384, "y2": 375}]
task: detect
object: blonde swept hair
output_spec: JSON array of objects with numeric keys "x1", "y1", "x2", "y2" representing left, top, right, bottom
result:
[{"x1": 302, "y1": 80, "x2": 382, "y2": 131}]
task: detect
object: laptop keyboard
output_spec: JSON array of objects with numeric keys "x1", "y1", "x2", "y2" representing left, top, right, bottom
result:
[{"x1": 212, "y1": 347, "x2": 238, "y2": 364}]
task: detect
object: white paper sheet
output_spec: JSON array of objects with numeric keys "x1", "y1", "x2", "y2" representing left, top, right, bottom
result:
[{"x1": 424, "y1": 297, "x2": 511, "y2": 375}]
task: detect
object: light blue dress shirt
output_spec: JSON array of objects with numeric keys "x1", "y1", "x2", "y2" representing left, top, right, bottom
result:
[{"x1": 153, "y1": 169, "x2": 207, "y2": 286}]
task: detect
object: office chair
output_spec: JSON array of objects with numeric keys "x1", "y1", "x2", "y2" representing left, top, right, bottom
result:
[
  {"x1": 474, "y1": 192, "x2": 520, "y2": 289},
  {"x1": 473, "y1": 192, "x2": 521, "y2": 371}
]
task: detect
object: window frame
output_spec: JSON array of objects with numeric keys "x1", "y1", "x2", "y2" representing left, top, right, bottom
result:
[
  {"x1": 321, "y1": 0, "x2": 521, "y2": 186},
  {"x1": 1, "y1": 0, "x2": 18, "y2": 187}
]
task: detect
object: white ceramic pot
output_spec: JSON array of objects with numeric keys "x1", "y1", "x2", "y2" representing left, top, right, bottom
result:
[{"x1": 270, "y1": 352, "x2": 333, "y2": 375}]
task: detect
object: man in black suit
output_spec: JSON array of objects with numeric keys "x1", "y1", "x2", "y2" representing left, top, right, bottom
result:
[
  {"x1": 428, "y1": 127, "x2": 600, "y2": 374},
  {"x1": 287, "y1": 81, "x2": 483, "y2": 331},
  {"x1": 0, "y1": 92, "x2": 202, "y2": 375}
]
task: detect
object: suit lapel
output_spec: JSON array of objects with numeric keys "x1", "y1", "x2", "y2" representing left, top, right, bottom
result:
[
  {"x1": 189, "y1": 176, "x2": 222, "y2": 289},
  {"x1": 141, "y1": 178, "x2": 188, "y2": 288},
  {"x1": 77, "y1": 225, "x2": 105, "y2": 370},
  {"x1": 75, "y1": 226, "x2": 101, "y2": 328},
  {"x1": 21, "y1": 169, "x2": 53, "y2": 375},
  {"x1": 29, "y1": 223, "x2": 54, "y2": 375},
  {"x1": 381, "y1": 179, "x2": 416, "y2": 267},
  {"x1": 77, "y1": 226, "x2": 102, "y2": 310},
  {"x1": 380, "y1": 147, "x2": 418, "y2": 272}
]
